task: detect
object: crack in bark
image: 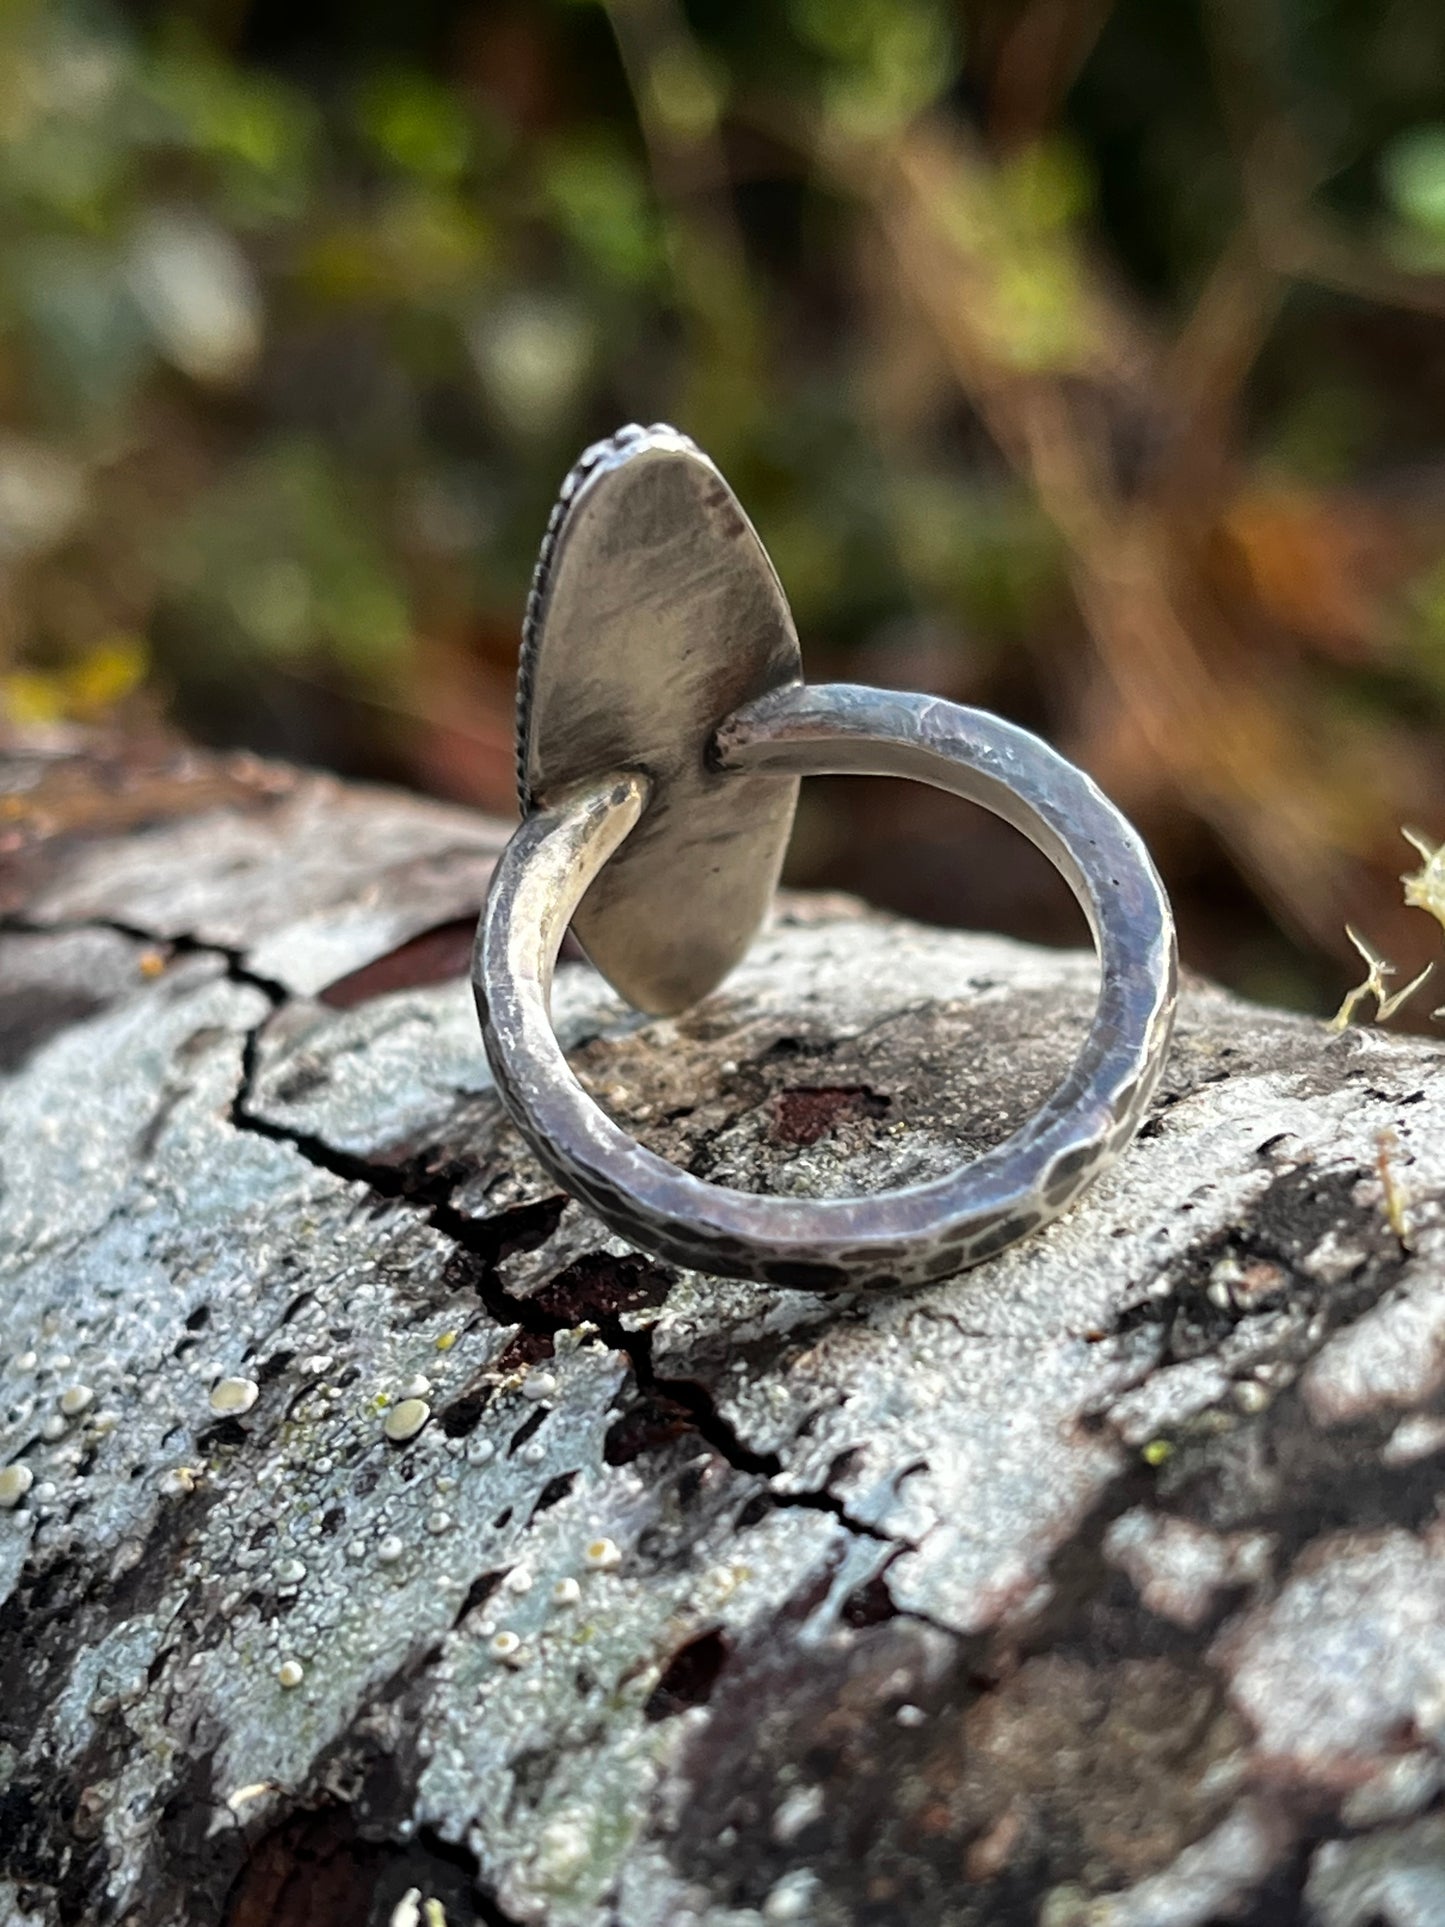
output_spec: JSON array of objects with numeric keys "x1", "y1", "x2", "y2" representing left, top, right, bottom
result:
[
  {"x1": 2, "y1": 911, "x2": 911, "y2": 1550},
  {"x1": 223, "y1": 983, "x2": 897, "y2": 1545},
  {"x1": 0, "y1": 913, "x2": 292, "y2": 1005},
  {"x1": 11, "y1": 907, "x2": 1426, "y2": 1924}
]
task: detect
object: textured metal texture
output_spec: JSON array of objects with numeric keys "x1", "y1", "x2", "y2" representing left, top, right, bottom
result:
[
  {"x1": 517, "y1": 422, "x2": 801, "y2": 1015},
  {"x1": 477, "y1": 682, "x2": 1178, "y2": 1291}
]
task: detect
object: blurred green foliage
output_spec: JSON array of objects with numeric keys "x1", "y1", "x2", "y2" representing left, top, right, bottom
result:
[{"x1": 1, "y1": 0, "x2": 1444, "y2": 1010}]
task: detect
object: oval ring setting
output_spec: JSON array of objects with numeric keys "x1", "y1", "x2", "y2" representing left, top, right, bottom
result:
[{"x1": 474, "y1": 425, "x2": 1177, "y2": 1292}]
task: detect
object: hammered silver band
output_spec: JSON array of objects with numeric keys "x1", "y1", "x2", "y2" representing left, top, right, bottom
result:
[{"x1": 475, "y1": 681, "x2": 1177, "y2": 1293}]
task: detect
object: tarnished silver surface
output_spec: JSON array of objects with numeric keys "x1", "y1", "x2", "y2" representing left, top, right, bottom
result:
[
  {"x1": 476, "y1": 682, "x2": 1177, "y2": 1290},
  {"x1": 483, "y1": 424, "x2": 1177, "y2": 1288},
  {"x1": 518, "y1": 423, "x2": 801, "y2": 1014}
]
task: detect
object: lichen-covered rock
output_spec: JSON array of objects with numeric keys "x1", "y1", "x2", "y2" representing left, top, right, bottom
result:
[{"x1": 3, "y1": 737, "x2": 1445, "y2": 1927}]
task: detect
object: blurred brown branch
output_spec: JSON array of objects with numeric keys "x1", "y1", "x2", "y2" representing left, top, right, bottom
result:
[
  {"x1": 5, "y1": 0, "x2": 1445, "y2": 1020},
  {"x1": 717, "y1": 2, "x2": 1445, "y2": 981},
  {"x1": 840, "y1": 121, "x2": 1388, "y2": 946}
]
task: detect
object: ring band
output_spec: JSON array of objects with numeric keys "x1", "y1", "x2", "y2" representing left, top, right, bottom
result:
[{"x1": 475, "y1": 680, "x2": 1177, "y2": 1292}]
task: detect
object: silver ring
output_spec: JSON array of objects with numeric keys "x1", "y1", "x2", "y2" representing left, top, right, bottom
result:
[{"x1": 474, "y1": 426, "x2": 1177, "y2": 1292}]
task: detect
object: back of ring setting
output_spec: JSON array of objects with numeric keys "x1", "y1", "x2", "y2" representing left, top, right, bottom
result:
[{"x1": 474, "y1": 423, "x2": 1177, "y2": 1292}]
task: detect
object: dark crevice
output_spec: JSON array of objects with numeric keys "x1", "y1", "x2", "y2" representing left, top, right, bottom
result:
[
  {"x1": 418, "y1": 1828, "x2": 527, "y2": 1927},
  {"x1": 223, "y1": 984, "x2": 786, "y2": 1483},
  {"x1": 605, "y1": 1391, "x2": 694, "y2": 1464},
  {"x1": 234, "y1": 1057, "x2": 899, "y2": 1527},
  {"x1": 617, "y1": 1324, "x2": 779, "y2": 1479},
  {"x1": 530, "y1": 1471, "x2": 577, "y2": 1519},
  {"x1": 531, "y1": 1250, "x2": 675, "y2": 1324},
  {"x1": 3, "y1": 913, "x2": 294, "y2": 1007},
  {"x1": 599, "y1": 1324, "x2": 892, "y2": 1543},
  {"x1": 507, "y1": 1407, "x2": 548, "y2": 1456},
  {"x1": 155, "y1": 938, "x2": 906, "y2": 1536},
  {"x1": 217, "y1": 1800, "x2": 525, "y2": 1927},
  {"x1": 841, "y1": 1571, "x2": 901, "y2": 1628},
  {"x1": 452, "y1": 1570, "x2": 504, "y2": 1629},
  {"x1": 644, "y1": 1627, "x2": 732, "y2": 1721},
  {"x1": 771, "y1": 1083, "x2": 891, "y2": 1147},
  {"x1": 1112, "y1": 1162, "x2": 1406, "y2": 1366},
  {"x1": 437, "y1": 1389, "x2": 489, "y2": 1438},
  {"x1": 766, "y1": 1482, "x2": 897, "y2": 1543},
  {"x1": 493, "y1": 1329, "x2": 556, "y2": 1375}
]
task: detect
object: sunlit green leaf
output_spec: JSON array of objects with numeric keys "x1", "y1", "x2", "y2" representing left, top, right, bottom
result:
[
  {"x1": 790, "y1": 0, "x2": 957, "y2": 138},
  {"x1": 167, "y1": 442, "x2": 412, "y2": 673},
  {"x1": 146, "y1": 39, "x2": 316, "y2": 224},
  {"x1": 645, "y1": 45, "x2": 727, "y2": 140},
  {"x1": 1382, "y1": 123, "x2": 1445, "y2": 235},
  {"x1": 542, "y1": 133, "x2": 663, "y2": 286},
  {"x1": 357, "y1": 72, "x2": 472, "y2": 184}
]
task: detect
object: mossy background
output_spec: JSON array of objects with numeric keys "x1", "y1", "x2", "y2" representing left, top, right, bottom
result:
[{"x1": 3, "y1": 0, "x2": 1445, "y2": 1017}]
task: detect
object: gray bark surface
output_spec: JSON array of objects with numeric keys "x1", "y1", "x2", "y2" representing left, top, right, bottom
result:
[{"x1": 3, "y1": 736, "x2": 1445, "y2": 1927}]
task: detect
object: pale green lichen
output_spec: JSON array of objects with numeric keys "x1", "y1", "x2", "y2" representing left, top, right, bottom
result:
[
  {"x1": 1400, "y1": 826, "x2": 1445, "y2": 1022},
  {"x1": 1326, "y1": 826, "x2": 1445, "y2": 1032},
  {"x1": 1401, "y1": 825, "x2": 1445, "y2": 931},
  {"x1": 1327, "y1": 925, "x2": 1432, "y2": 1032}
]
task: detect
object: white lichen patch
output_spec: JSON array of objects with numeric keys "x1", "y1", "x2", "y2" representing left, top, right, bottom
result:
[
  {"x1": 384, "y1": 1397, "x2": 431, "y2": 1443},
  {"x1": 771, "y1": 1782, "x2": 824, "y2": 1844},
  {"x1": 224, "y1": 1780, "x2": 279, "y2": 1815},
  {"x1": 0, "y1": 1464, "x2": 34, "y2": 1509},
  {"x1": 1222, "y1": 1525, "x2": 1445, "y2": 1781},
  {"x1": 208, "y1": 1377, "x2": 259, "y2": 1417},
  {"x1": 421, "y1": 1499, "x2": 849, "y2": 1921},
  {"x1": 1383, "y1": 1410, "x2": 1445, "y2": 1466},
  {"x1": 1307, "y1": 1812, "x2": 1445, "y2": 1924},
  {"x1": 1105, "y1": 1510, "x2": 1273, "y2": 1628},
  {"x1": 761, "y1": 1869, "x2": 820, "y2": 1921},
  {"x1": 1301, "y1": 1278, "x2": 1445, "y2": 1427}
]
